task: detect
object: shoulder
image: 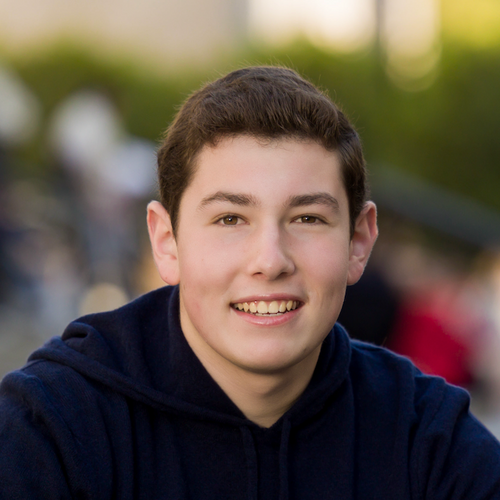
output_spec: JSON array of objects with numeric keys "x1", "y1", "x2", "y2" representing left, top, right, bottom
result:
[
  {"x1": 348, "y1": 338, "x2": 463, "y2": 407},
  {"x1": 0, "y1": 363, "x2": 115, "y2": 498},
  {"x1": 347, "y1": 338, "x2": 472, "y2": 441},
  {"x1": 0, "y1": 356, "x2": 114, "y2": 440},
  {"x1": 347, "y1": 338, "x2": 500, "y2": 497}
]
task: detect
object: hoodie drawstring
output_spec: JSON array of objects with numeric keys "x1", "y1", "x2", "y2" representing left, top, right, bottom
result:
[
  {"x1": 278, "y1": 417, "x2": 291, "y2": 500},
  {"x1": 240, "y1": 418, "x2": 292, "y2": 500},
  {"x1": 240, "y1": 426, "x2": 258, "y2": 500}
]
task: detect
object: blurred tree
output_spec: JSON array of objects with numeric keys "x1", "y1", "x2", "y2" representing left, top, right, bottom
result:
[{"x1": 5, "y1": 34, "x2": 500, "y2": 215}]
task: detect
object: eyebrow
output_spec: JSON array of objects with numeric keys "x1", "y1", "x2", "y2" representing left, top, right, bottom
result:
[
  {"x1": 198, "y1": 190, "x2": 340, "y2": 213},
  {"x1": 198, "y1": 191, "x2": 259, "y2": 210},
  {"x1": 286, "y1": 193, "x2": 340, "y2": 212}
]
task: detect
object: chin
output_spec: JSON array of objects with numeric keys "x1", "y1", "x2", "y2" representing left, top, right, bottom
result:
[{"x1": 232, "y1": 348, "x2": 314, "y2": 376}]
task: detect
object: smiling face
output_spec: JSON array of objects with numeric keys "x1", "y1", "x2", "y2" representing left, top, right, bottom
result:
[{"x1": 148, "y1": 136, "x2": 377, "y2": 379}]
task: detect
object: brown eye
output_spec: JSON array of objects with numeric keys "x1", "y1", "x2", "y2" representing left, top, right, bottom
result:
[
  {"x1": 222, "y1": 216, "x2": 238, "y2": 225},
  {"x1": 300, "y1": 216, "x2": 317, "y2": 223}
]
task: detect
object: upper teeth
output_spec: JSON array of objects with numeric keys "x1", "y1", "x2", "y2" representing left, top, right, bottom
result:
[{"x1": 233, "y1": 300, "x2": 298, "y2": 315}]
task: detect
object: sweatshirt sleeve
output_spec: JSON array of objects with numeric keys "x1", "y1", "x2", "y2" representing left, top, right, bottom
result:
[
  {"x1": 0, "y1": 366, "x2": 111, "y2": 499},
  {"x1": 412, "y1": 376, "x2": 500, "y2": 499}
]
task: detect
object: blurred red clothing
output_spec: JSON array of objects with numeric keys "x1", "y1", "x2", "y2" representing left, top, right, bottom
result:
[{"x1": 387, "y1": 285, "x2": 482, "y2": 387}]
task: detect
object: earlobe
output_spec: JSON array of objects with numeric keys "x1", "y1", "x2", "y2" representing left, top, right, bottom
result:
[
  {"x1": 147, "y1": 201, "x2": 180, "y2": 285},
  {"x1": 347, "y1": 201, "x2": 378, "y2": 286}
]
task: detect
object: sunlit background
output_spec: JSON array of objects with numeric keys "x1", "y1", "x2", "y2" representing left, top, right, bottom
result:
[{"x1": 2, "y1": 0, "x2": 500, "y2": 437}]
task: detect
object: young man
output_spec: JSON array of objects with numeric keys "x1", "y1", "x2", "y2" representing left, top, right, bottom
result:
[{"x1": 0, "y1": 66, "x2": 499, "y2": 498}]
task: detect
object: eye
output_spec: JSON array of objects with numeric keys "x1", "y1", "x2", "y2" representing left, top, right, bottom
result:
[
  {"x1": 217, "y1": 215, "x2": 242, "y2": 226},
  {"x1": 295, "y1": 215, "x2": 320, "y2": 224}
]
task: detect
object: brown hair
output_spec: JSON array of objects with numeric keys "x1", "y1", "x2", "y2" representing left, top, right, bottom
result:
[{"x1": 157, "y1": 66, "x2": 368, "y2": 236}]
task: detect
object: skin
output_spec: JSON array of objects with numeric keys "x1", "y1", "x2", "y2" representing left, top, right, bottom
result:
[{"x1": 148, "y1": 136, "x2": 378, "y2": 427}]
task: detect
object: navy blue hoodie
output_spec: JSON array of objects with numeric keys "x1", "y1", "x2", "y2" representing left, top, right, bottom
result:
[{"x1": 1, "y1": 285, "x2": 500, "y2": 499}]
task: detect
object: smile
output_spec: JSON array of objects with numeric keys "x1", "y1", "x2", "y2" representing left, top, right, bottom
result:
[{"x1": 232, "y1": 300, "x2": 300, "y2": 316}]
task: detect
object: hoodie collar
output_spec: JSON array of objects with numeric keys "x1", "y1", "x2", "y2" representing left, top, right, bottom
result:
[{"x1": 30, "y1": 285, "x2": 351, "y2": 427}]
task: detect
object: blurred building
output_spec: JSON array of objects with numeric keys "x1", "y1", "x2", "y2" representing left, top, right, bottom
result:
[
  {"x1": 250, "y1": 0, "x2": 440, "y2": 89},
  {"x1": 0, "y1": 0, "x2": 439, "y2": 69},
  {"x1": 0, "y1": 0, "x2": 249, "y2": 66}
]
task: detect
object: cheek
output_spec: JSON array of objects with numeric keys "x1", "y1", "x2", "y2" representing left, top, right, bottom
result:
[
  {"x1": 177, "y1": 240, "x2": 238, "y2": 293},
  {"x1": 301, "y1": 246, "x2": 350, "y2": 311},
  {"x1": 300, "y1": 240, "x2": 351, "y2": 281}
]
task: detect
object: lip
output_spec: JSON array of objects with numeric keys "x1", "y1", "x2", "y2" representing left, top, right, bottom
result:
[{"x1": 232, "y1": 305, "x2": 301, "y2": 326}]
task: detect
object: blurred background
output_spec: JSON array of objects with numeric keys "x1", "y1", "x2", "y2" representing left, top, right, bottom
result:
[{"x1": 1, "y1": 0, "x2": 500, "y2": 436}]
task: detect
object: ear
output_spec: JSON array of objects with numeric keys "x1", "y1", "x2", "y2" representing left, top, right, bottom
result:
[
  {"x1": 147, "y1": 201, "x2": 180, "y2": 285},
  {"x1": 347, "y1": 201, "x2": 378, "y2": 286}
]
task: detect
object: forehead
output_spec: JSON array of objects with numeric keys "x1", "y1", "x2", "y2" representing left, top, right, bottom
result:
[{"x1": 186, "y1": 136, "x2": 345, "y2": 201}]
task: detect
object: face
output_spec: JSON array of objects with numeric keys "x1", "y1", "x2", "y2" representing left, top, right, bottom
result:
[{"x1": 149, "y1": 136, "x2": 376, "y2": 378}]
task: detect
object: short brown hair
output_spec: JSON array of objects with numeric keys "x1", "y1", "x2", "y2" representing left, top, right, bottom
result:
[{"x1": 157, "y1": 66, "x2": 368, "y2": 236}]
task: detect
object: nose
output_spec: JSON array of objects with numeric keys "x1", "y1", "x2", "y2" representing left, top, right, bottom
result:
[{"x1": 247, "y1": 224, "x2": 295, "y2": 280}]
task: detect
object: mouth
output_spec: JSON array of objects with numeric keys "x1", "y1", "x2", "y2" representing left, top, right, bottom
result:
[{"x1": 231, "y1": 299, "x2": 301, "y2": 316}]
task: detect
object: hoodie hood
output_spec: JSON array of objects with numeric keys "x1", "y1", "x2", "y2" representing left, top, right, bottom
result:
[
  {"x1": 27, "y1": 285, "x2": 352, "y2": 500},
  {"x1": 29, "y1": 286, "x2": 352, "y2": 428}
]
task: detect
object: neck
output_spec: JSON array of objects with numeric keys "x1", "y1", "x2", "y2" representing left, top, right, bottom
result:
[
  {"x1": 186, "y1": 339, "x2": 321, "y2": 428},
  {"x1": 221, "y1": 362, "x2": 319, "y2": 427}
]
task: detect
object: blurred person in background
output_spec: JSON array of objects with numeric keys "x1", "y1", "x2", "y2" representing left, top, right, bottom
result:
[
  {"x1": 385, "y1": 243, "x2": 484, "y2": 388},
  {"x1": 0, "y1": 66, "x2": 89, "y2": 340},
  {"x1": 0, "y1": 66, "x2": 56, "y2": 327},
  {"x1": 48, "y1": 88, "x2": 157, "y2": 315},
  {"x1": 0, "y1": 65, "x2": 41, "y2": 307},
  {"x1": 337, "y1": 262, "x2": 400, "y2": 347},
  {"x1": 0, "y1": 66, "x2": 499, "y2": 499}
]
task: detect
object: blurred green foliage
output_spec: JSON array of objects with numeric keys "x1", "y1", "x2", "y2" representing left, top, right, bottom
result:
[{"x1": 5, "y1": 40, "x2": 500, "y2": 213}]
